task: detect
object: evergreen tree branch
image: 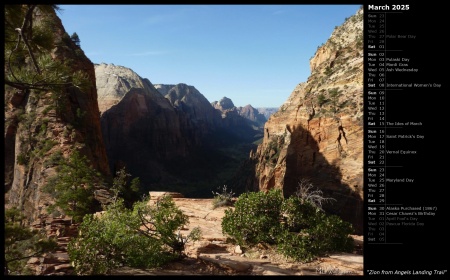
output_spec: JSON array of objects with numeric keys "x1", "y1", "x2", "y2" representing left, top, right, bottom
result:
[{"x1": 19, "y1": 5, "x2": 41, "y2": 75}]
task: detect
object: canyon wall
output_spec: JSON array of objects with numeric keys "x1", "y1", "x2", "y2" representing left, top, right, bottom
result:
[{"x1": 251, "y1": 8, "x2": 364, "y2": 233}]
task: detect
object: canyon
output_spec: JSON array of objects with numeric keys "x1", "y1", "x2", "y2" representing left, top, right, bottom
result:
[{"x1": 4, "y1": 5, "x2": 364, "y2": 275}]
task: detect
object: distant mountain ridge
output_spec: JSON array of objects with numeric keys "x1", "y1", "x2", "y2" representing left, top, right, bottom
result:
[
  {"x1": 96, "y1": 66, "x2": 266, "y2": 195},
  {"x1": 237, "y1": 104, "x2": 267, "y2": 127},
  {"x1": 256, "y1": 107, "x2": 278, "y2": 120}
]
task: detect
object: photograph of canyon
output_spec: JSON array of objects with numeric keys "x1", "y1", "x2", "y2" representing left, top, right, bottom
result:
[{"x1": 4, "y1": 4, "x2": 364, "y2": 276}]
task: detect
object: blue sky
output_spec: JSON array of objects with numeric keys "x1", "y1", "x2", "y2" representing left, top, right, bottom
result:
[{"x1": 57, "y1": 4, "x2": 360, "y2": 108}]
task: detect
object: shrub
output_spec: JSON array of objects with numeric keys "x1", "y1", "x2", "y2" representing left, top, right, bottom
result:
[
  {"x1": 42, "y1": 150, "x2": 104, "y2": 223},
  {"x1": 43, "y1": 150, "x2": 63, "y2": 167},
  {"x1": 5, "y1": 207, "x2": 58, "y2": 275},
  {"x1": 221, "y1": 189, "x2": 284, "y2": 246},
  {"x1": 68, "y1": 200, "x2": 164, "y2": 275},
  {"x1": 16, "y1": 152, "x2": 29, "y2": 165},
  {"x1": 133, "y1": 195, "x2": 202, "y2": 258},
  {"x1": 277, "y1": 197, "x2": 354, "y2": 262},
  {"x1": 110, "y1": 167, "x2": 141, "y2": 208},
  {"x1": 211, "y1": 185, "x2": 235, "y2": 209},
  {"x1": 276, "y1": 230, "x2": 316, "y2": 262},
  {"x1": 280, "y1": 196, "x2": 320, "y2": 232},
  {"x1": 305, "y1": 214, "x2": 354, "y2": 254},
  {"x1": 222, "y1": 184, "x2": 354, "y2": 263},
  {"x1": 317, "y1": 93, "x2": 327, "y2": 107},
  {"x1": 294, "y1": 178, "x2": 336, "y2": 210},
  {"x1": 68, "y1": 195, "x2": 201, "y2": 275}
]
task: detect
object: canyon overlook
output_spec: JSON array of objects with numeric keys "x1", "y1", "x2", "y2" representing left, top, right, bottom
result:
[
  {"x1": 4, "y1": 5, "x2": 364, "y2": 275},
  {"x1": 5, "y1": 5, "x2": 363, "y2": 232}
]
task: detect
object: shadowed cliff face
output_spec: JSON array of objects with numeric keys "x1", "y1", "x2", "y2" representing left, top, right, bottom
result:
[
  {"x1": 251, "y1": 8, "x2": 364, "y2": 233},
  {"x1": 285, "y1": 123, "x2": 362, "y2": 234},
  {"x1": 100, "y1": 87, "x2": 194, "y2": 186},
  {"x1": 237, "y1": 104, "x2": 267, "y2": 128},
  {"x1": 253, "y1": 107, "x2": 364, "y2": 234},
  {"x1": 212, "y1": 97, "x2": 264, "y2": 143},
  {"x1": 97, "y1": 66, "x2": 226, "y2": 192},
  {"x1": 157, "y1": 83, "x2": 223, "y2": 136},
  {"x1": 96, "y1": 65, "x2": 192, "y2": 188},
  {"x1": 4, "y1": 6, "x2": 110, "y2": 225},
  {"x1": 98, "y1": 69, "x2": 265, "y2": 195}
]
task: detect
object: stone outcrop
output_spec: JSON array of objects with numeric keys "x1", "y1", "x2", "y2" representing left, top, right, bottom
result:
[
  {"x1": 95, "y1": 63, "x2": 168, "y2": 114},
  {"x1": 25, "y1": 197, "x2": 362, "y2": 276},
  {"x1": 97, "y1": 69, "x2": 195, "y2": 186},
  {"x1": 211, "y1": 96, "x2": 235, "y2": 111},
  {"x1": 237, "y1": 104, "x2": 267, "y2": 128},
  {"x1": 113, "y1": 197, "x2": 363, "y2": 276},
  {"x1": 158, "y1": 84, "x2": 267, "y2": 145},
  {"x1": 155, "y1": 83, "x2": 223, "y2": 136},
  {"x1": 96, "y1": 66, "x2": 256, "y2": 194},
  {"x1": 4, "y1": 6, "x2": 111, "y2": 225},
  {"x1": 97, "y1": 71, "x2": 268, "y2": 194},
  {"x1": 212, "y1": 97, "x2": 264, "y2": 142},
  {"x1": 27, "y1": 217, "x2": 78, "y2": 275},
  {"x1": 251, "y1": 8, "x2": 364, "y2": 233}
]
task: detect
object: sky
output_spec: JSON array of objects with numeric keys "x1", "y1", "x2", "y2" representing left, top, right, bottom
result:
[{"x1": 57, "y1": 4, "x2": 361, "y2": 108}]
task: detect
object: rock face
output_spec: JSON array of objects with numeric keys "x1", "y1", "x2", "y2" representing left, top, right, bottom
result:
[
  {"x1": 212, "y1": 96, "x2": 235, "y2": 111},
  {"x1": 237, "y1": 104, "x2": 267, "y2": 128},
  {"x1": 27, "y1": 217, "x2": 78, "y2": 275},
  {"x1": 155, "y1": 83, "x2": 223, "y2": 136},
  {"x1": 97, "y1": 67, "x2": 259, "y2": 194},
  {"x1": 96, "y1": 63, "x2": 166, "y2": 114},
  {"x1": 4, "y1": 6, "x2": 111, "y2": 225},
  {"x1": 212, "y1": 97, "x2": 264, "y2": 142},
  {"x1": 96, "y1": 65, "x2": 198, "y2": 187},
  {"x1": 98, "y1": 73, "x2": 268, "y2": 195},
  {"x1": 251, "y1": 8, "x2": 364, "y2": 233},
  {"x1": 100, "y1": 87, "x2": 192, "y2": 180}
]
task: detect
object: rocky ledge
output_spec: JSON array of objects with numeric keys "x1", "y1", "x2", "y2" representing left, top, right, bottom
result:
[{"x1": 26, "y1": 193, "x2": 363, "y2": 276}]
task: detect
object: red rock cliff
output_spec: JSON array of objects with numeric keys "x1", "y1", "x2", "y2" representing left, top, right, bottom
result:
[
  {"x1": 252, "y1": 8, "x2": 364, "y2": 233},
  {"x1": 4, "y1": 5, "x2": 111, "y2": 225}
]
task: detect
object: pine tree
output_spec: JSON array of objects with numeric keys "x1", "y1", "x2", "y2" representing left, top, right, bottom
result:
[
  {"x1": 4, "y1": 4, "x2": 89, "y2": 94},
  {"x1": 70, "y1": 32, "x2": 80, "y2": 46},
  {"x1": 5, "y1": 207, "x2": 58, "y2": 275},
  {"x1": 43, "y1": 150, "x2": 104, "y2": 223}
]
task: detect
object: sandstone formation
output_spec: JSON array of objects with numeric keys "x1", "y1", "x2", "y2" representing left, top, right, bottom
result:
[
  {"x1": 5, "y1": 6, "x2": 365, "y2": 276},
  {"x1": 97, "y1": 67, "x2": 267, "y2": 195},
  {"x1": 211, "y1": 96, "x2": 235, "y2": 111},
  {"x1": 4, "y1": 6, "x2": 111, "y2": 225},
  {"x1": 95, "y1": 63, "x2": 166, "y2": 114},
  {"x1": 26, "y1": 217, "x2": 78, "y2": 275},
  {"x1": 96, "y1": 66, "x2": 255, "y2": 195},
  {"x1": 251, "y1": 8, "x2": 364, "y2": 233},
  {"x1": 237, "y1": 104, "x2": 267, "y2": 128},
  {"x1": 25, "y1": 196, "x2": 363, "y2": 275},
  {"x1": 96, "y1": 65, "x2": 196, "y2": 187},
  {"x1": 155, "y1": 83, "x2": 223, "y2": 136},
  {"x1": 212, "y1": 97, "x2": 264, "y2": 142}
]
